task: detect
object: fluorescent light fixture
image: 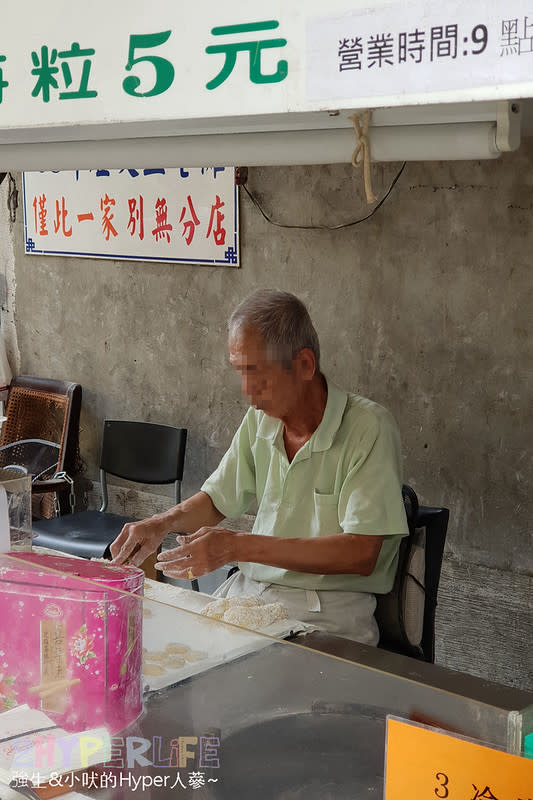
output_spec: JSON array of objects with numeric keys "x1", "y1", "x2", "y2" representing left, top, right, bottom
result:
[{"x1": 0, "y1": 101, "x2": 521, "y2": 170}]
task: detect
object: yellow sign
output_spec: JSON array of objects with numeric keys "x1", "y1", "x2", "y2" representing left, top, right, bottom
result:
[{"x1": 385, "y1": 717, "x2": 533, "y2": 800}]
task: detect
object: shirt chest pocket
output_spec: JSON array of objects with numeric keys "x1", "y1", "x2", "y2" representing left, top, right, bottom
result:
[{"x1": 312, "y1": 490, "x2": 342, "y2": 536}]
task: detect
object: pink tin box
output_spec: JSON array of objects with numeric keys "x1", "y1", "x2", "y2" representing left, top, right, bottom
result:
[{"x1": 0, "y1": 552, "x2": 144, "y2": 733}]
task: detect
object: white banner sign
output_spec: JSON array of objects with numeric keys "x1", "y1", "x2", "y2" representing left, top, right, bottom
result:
[
  {"x1": 307, "y1": 0, "x2": 533, "y2": 103},
  {"x1": 3, "y1": 1, "x2": 533, "y2": 137},
  {"x1": 22, "y1": 168, "x2": 239, "y2": 267}
]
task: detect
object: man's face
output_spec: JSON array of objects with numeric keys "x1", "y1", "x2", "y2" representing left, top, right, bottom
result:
[{"x1": 228, "y1": 326, "x2": 296, "y2": 418}]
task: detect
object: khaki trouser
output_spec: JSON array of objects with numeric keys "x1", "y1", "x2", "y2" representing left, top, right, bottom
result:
[{"x1": 213, "y1": 571, "x2": 379, "y2": 646}]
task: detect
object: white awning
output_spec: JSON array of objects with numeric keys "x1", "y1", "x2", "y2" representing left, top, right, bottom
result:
[{"x1": 1, "y1": 1, "x2": 531, "y2": 167}]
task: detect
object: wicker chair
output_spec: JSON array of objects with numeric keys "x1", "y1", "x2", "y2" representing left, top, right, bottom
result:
[
  {"x1": 0, "y1": 376, "x2": 82, "y2": 518},
  {"x1": 375, "y1": 485, "x2": 449, "y2": 663}
]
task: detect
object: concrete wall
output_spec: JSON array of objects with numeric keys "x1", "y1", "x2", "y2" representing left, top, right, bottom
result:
[{"x1": 1, "y1": 146, "x2": 532, "y2": 691}]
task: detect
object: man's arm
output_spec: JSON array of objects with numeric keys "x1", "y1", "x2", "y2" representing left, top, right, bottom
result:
[
  {"x1": 110, "y1": 491, "x2": 224, "y2": 566},
  {"x1": 112, "y1": 410, "x2": 257, "y2": 569},
  {"x1": 155, "y1": 527, "x2": 383, "y2": 580}
]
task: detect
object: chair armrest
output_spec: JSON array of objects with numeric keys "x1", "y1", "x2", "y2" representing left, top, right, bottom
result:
[{"x1": 33, "y1": 478, "x2": 70, "y2": 494}]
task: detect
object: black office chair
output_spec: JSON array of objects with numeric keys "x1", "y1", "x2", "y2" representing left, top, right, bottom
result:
[
  {"x1": 375, "y1": 484, "x2": 449, "y2": 663},
  {"x1": 32, "y1": 419, "x2": 195, "y2": 586}
]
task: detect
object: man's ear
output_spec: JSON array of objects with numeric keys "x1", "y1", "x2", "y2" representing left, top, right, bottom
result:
[{"x1": 295, "y1": 348, "x2": 316, "y2": 381}]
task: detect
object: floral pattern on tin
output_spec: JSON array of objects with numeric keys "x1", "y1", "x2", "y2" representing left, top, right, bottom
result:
[
  {"x1": 0, "y1": 672, "x2": 18, "y2": 712},
  {"x1": 69, "y1": 624, "x2": 96, "y2": 667},
  {"x1": 91, "y1": 600, "x2": 118, "y2": 620}
]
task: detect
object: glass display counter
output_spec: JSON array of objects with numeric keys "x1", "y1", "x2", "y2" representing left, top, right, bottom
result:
[{"x1": 0, "y1": 551, "x2": 532, "y2": 800}]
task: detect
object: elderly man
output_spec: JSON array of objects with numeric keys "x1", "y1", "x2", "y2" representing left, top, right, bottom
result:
[{"x1": 111, "y1": 289, "x2": 408, "y2": 644}]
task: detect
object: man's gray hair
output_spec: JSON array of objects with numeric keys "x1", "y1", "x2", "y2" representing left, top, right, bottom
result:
[{"x1": 229, "y1": 289, "x2": 321, "y2": 371}]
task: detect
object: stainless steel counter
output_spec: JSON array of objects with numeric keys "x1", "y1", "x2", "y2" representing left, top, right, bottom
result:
[
  {"x1": 90, "y1": 633, "x2": 533, "y2": 799},
  {"x1": 1, "y1": 554, "x2": 531, "y2": 800}
]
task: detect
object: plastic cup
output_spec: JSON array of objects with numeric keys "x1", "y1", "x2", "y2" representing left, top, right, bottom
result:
[{"x1": 0, "y1": 469, "x2": 33, "y2": 552}]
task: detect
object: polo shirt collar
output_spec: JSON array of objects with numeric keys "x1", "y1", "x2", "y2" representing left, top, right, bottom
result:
[
  {"x1": 311, "y1": 377, "x2": 347, "y2": 452},
  {"x1": 256, "y1": 409, "x2": 282, "y2": 443},
  {"x1": 255, "y1": 376, "x2": 348, "y2": 451}
]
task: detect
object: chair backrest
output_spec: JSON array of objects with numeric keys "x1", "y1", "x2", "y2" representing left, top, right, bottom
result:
[
  {"x1": 0, "y1": 376, "x2": 82, "y2": 477},
  {"x1": 374, "y1": 484, "x2": 449, "y2": 662},
  {"x1": 99, "y1": 419, "x2": 187, "y2": 509},
  {"x1": 0, "y1": 376, "x2": 82, "y2": 516}
]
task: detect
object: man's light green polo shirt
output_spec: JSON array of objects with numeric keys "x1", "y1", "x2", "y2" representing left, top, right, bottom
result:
[{"x1": 201, "y1": 378, "x2": 408, "y2": 593}]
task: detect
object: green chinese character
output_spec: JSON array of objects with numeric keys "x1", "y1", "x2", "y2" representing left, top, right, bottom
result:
[
  {"x1": 205, "y1": 20, "x2": 287, "y2": 90},
  {"x1": 57, "y1": 42, "x2": 97, "y2": 99},
  {"x1": 31, "y1": 46, "x2": 59, "y2": 103},
  {"x1": 0, "y1": 56, "x2": 8, "y2": 103},
  {"x1": 31, "y1": 43, "x2": 97, "y2": 102}
]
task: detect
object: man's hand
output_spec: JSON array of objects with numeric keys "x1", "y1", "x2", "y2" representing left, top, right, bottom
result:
[
  {"x1": 154, "y1": 527, "x2": 384, "y2": 581},
  {"x1": 110, "y1": 516, "x2": 168, "y2": 567},
  {"x1": 155, "y1": 527, "x2": 236, "y2": 580},
  {"x1": 109, "y1": 491, "x2": 225, "y2": 567}
]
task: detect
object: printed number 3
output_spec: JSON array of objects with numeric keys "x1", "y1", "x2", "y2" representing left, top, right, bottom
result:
[
  {"x1": 434, "y1": 772, "x2": 449, "y2": 798},
  {"x1": 123, "y1": 31, "x2": 175, "y2": 97}
]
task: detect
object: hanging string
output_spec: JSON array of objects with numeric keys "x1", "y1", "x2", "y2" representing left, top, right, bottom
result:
[{"x1": 349, "y1": 110, "x2": 376, "y2": 205}]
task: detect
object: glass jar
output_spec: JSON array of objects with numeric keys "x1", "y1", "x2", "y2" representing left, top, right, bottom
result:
[{"x1": 0, "y1": 467, "x2": 33, "y2": 551}]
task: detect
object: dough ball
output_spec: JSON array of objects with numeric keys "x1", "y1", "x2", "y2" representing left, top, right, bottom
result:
[
  {"x1": 143, "y1": 662, "x2": 166, "y2": 676},
  {"x1": 226, "y1": 594, "x2": 264, "y2": 608},
  {"x1": 165, "y1": 643, "x2": 189, "y2": 654},
  {"x1": 203, "y1": 598, "x2": 229, "y2": 619},
  {"x1": 184, "y1": 650, "x2": 206, "y2": 662},
  {"x1": 223, "y1": 602, "x2": 288, "y2": 630},
  {"x1": 162, "y1": 655, "x2": 186, "y2": 668}
]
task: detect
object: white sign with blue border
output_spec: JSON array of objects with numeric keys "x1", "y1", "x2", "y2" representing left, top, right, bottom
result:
[{"x1": 22, "y1": 167, "x2": 239, "y2": 267}]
